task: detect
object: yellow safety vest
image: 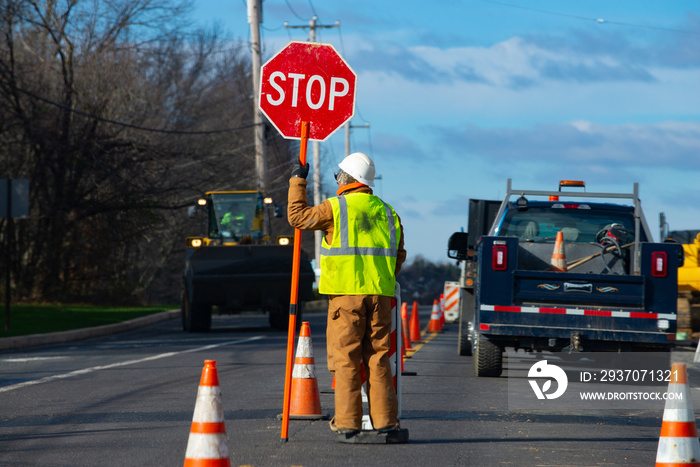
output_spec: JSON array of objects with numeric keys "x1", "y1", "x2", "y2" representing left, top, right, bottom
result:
[{"x1": 320, "y1": 193, "x2": 400, "y2": 296}]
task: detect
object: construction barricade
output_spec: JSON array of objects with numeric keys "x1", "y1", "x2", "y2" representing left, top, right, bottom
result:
[
  {"x1": 443, "y1": 281, "x2": 460, "y2": 324},
  {"x1": 359, "y1": 282, "x2": 403, "y2": 430}
]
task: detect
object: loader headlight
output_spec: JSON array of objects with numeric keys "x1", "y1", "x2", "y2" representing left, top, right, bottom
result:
[
  {"x1": 187, "y1": 237, "x2": 204, "y2": 248},
  {"x1": 277, "y1": 236, "x2": 292, "y2": 246},
  {"x1": 657, "y1": 319, "x2": 670, "y2": 331}
]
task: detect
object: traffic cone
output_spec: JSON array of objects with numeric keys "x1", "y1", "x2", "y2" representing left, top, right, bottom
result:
[
  {"x1": 656, "y1": 362, "x2": 700, "y2": 466},
  {"x1": 288, "y1": 322, "x2": 329, "y2": 420},
  {"x1": 401, "y1": 302, "x2": 413, "y2": 352},
  {"x1": 428, "y1": 299, "x2": 441, "y2": 332},
  {"x1": 550, "y1": 230, "x2": 567, "y2": 272},
  {"x1": 184, "y1": 360, "x2": 231, "y2": 467},
  {"x1": 409, "y1": 301, "x2": 421, "y2": 343},
  {"x1": 439, "y1": 294, "x2": 445, "y2": 329}
]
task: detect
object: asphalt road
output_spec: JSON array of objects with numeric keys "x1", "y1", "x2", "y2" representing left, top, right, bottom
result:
[{"x1": 1, "y1": 308, "x2": 698, "y2": 466}]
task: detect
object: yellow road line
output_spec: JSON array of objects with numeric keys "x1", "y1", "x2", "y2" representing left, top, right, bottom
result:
[{"x1": 405, "y1": 325, "x2": 438, "y2": 357}]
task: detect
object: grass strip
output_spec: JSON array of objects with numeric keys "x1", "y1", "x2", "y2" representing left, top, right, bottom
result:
[{"x1": 0, "y1": 304, "x2": 176, "y2": 338}]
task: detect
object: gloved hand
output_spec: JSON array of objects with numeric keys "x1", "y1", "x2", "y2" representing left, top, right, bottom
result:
[{"x1": 291, "y1": 160, "x2": 309, "y2": 179}]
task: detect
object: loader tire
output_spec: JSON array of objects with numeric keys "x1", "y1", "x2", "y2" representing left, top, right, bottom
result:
[
  {"x1": 677, "y1": 296, "x2": 692, "y2": 335},
  {"x1": 269, "y1": 302, "x2": 303, "y2": 331},
  {"x1": 474, "y1": 335, "x2": 502, "y2": 377},
  {"x1": 181, "y1": 287, "x2": 212, "y2": 332}
]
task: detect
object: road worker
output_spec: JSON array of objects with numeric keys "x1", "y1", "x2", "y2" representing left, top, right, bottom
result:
[
  {"x1": 220, "y1": 206, "x2": 247, "y2": 239},
  {"x1": 288, "y1": 152, "x2": 407, "y2": 442}
]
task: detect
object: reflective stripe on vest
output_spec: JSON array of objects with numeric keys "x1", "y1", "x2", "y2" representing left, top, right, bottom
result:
[{"x1": 320, "y1": 193, "x2": 399, "y2": 296}]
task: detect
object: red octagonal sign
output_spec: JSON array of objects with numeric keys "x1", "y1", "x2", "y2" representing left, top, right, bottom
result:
[{"x1": 259, "y1": 41, "x2": 357, "y2": 142}]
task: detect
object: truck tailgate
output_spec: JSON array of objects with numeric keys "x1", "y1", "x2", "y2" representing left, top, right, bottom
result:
[{"x1": 513, "y1": 270, "x2": 645, "y2": 307}]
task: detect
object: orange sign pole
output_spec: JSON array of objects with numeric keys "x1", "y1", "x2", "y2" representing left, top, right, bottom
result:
[{"x1": 281, "y1": 121, "x2": 310, "y2": 442}]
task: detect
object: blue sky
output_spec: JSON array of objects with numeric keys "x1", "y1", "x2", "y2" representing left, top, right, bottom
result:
[{"x1": 192, "y1": 0, "x2": 700, "y2": 264}]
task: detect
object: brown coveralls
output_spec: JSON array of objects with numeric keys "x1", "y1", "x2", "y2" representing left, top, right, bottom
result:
[{"x1": 288, "y1": 177, "x2": 406, "y2": 431}]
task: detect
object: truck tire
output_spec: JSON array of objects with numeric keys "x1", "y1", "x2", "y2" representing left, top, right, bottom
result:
[
  {"x1": 181, "y1": 287, "x2": 212, "y2": 332},
  {"x1": 474, "y1": 335, "x2": 502, "y2": 377},
  {"x1": 457, "y1": 317, "x2": 472, "y2": 356}
]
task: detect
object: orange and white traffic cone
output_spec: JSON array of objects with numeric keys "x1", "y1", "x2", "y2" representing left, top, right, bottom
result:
[
  {"x1": 656, "y1": 362, "x2": 700, "y2": 466},
  {"x1": 401, "y1": 302, "x2": 413, "y2": 352},
  {"x1": 409, "y1": 301, "x2": 421, "y2": 343},
  {"x1": 428, "y1": 299, "x2": 441, "y2": 332},
  {"x1": 439, "y1": 293, "x2": 445, "y2": 329},
  {"x1": 550, "y1": 230, "x2": 567, "y2": 272},
  {"x1": 288, "y1": 322, "x2": 328, "y2": 420},
  {"x1": 184, "y1": 360, "x2": 231, "y2": 467}
]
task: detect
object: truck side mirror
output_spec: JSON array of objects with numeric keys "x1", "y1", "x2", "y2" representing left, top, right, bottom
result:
[
  {"x1": 447, "y1": 232, "x2": 469, "y2": 260},
  {"x1": 274, "y1": 204, "x2": 284, "y2": 218},
  {"x1": 664, "y1": 238, "x2": 685, "y2": 268},
  {"x1": 187, "y1": 205, "x2": 198, "y2": 218}
]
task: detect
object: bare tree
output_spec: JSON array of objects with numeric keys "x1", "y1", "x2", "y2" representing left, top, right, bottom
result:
[{"x1": 0, "y1": 0, "x2": 296, "y2": 304}]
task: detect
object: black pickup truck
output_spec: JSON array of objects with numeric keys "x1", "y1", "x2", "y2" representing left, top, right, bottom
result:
[{"x1": 447, "y1": 179, "x2": 681, "y2": 377}]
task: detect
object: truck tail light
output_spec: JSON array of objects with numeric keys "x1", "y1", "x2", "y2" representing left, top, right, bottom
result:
[
  {"x1": 492, "y1": 244, "x2": 508, "y2": 271},
  {"x1": 651, "y1": 251, "x2": 667, "y2": 278}
]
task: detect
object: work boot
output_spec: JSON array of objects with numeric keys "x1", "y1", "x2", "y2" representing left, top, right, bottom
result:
[
  {"x1": 376, "y1": 423, "x2": 401, "y2": 434},
  {"x1": 329, "y1": 417, "x2": 360, "y2": 436}
]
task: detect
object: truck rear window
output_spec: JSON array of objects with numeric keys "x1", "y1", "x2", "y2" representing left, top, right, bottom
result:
[{"x1": 498, "y1": 205, "x2": 646, "y2": 243}]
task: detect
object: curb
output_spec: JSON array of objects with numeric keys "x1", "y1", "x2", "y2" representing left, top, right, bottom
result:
[{"x1": 0, "y1": 309, "x2": 180, "y2": 351}]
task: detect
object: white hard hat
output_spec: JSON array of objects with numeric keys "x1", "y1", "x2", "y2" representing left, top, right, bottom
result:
[{"x1": 338, "y1": 152, "x2": 375, "y2": 187}]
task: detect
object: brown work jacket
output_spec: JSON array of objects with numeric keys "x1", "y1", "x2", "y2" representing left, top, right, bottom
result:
[{"x1": 287, "y1": 177, "x2": 407, "y2": 276}]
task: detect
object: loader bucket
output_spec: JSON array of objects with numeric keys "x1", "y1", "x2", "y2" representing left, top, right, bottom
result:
[{"x1": 183, "y1": 244, "x2": 315, "y2": 331}]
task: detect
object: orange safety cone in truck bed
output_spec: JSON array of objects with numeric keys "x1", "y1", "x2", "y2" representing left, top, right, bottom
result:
[{"x1": 549, "y1": 230, "x2": 567, "y2": 272}]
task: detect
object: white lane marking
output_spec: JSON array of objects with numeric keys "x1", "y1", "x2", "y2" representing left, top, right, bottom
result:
[
  {"x1": 0, "y1": 336, "x2": 264, "y2": 394},
  {"x1": 2, "y1": 356, "x2": 71, "y2": 363}
]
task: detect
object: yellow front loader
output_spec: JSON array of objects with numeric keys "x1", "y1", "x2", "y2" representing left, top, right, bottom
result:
[
  {"x1": 182, "y1": 191, "x2": 314, "y2": 332},
  {"x1": 668, "y1": 230, "x2": 700, "y2": 339}
]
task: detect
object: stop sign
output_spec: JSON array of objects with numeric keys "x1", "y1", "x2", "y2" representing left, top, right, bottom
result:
[{"x1": 259, "y1": 41, "x2": 357, "y2": 141}]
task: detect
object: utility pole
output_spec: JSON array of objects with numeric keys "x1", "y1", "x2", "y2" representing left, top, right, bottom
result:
[
  {"x1": 248, "y1": 0, "x2": 268, "y2": 234},
  {"x1": 345, "y1": 121, "x2": 371, "y2": 156},
  {"x1": 285, "y1": 16, "x2": 340, "y2": 273}
]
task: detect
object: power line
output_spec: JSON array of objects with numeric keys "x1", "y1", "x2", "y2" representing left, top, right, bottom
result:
[
  {"x1": 4, "y1": 81, "x2": 259, "y2": 135},
  {"x1": 283, "y1": 0, "x2": 306, "y2": 21},
  {"x1": 474, "y1": 0, "x2": 700, "y2": 35},
  {"x1": 307, "y1": 0, "x2": 318, "y2": 18}
]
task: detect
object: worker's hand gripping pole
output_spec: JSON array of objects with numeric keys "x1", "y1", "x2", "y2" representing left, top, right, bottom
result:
[{"x1": 281, "y1": 121, "x2": 309, "y2": 443}]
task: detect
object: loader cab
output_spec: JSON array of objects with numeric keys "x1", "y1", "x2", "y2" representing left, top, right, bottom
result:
[{"x1": 207, "y1": 191, "x2": 264, "y2": 244}]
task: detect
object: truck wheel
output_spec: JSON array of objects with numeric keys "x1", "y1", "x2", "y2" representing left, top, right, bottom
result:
[
  {"x1": 457, "y1": 317, "x2": 472, "y2": 356},
  {"x1": 458, "y1": 332, "x2": 472, "y2": 356},
  {"x1": 182, "y1": 287, "x2": 212, "y2": 332},
  {"x1": 474, "y1": 335, "x2": 502, "y2": 377}
]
